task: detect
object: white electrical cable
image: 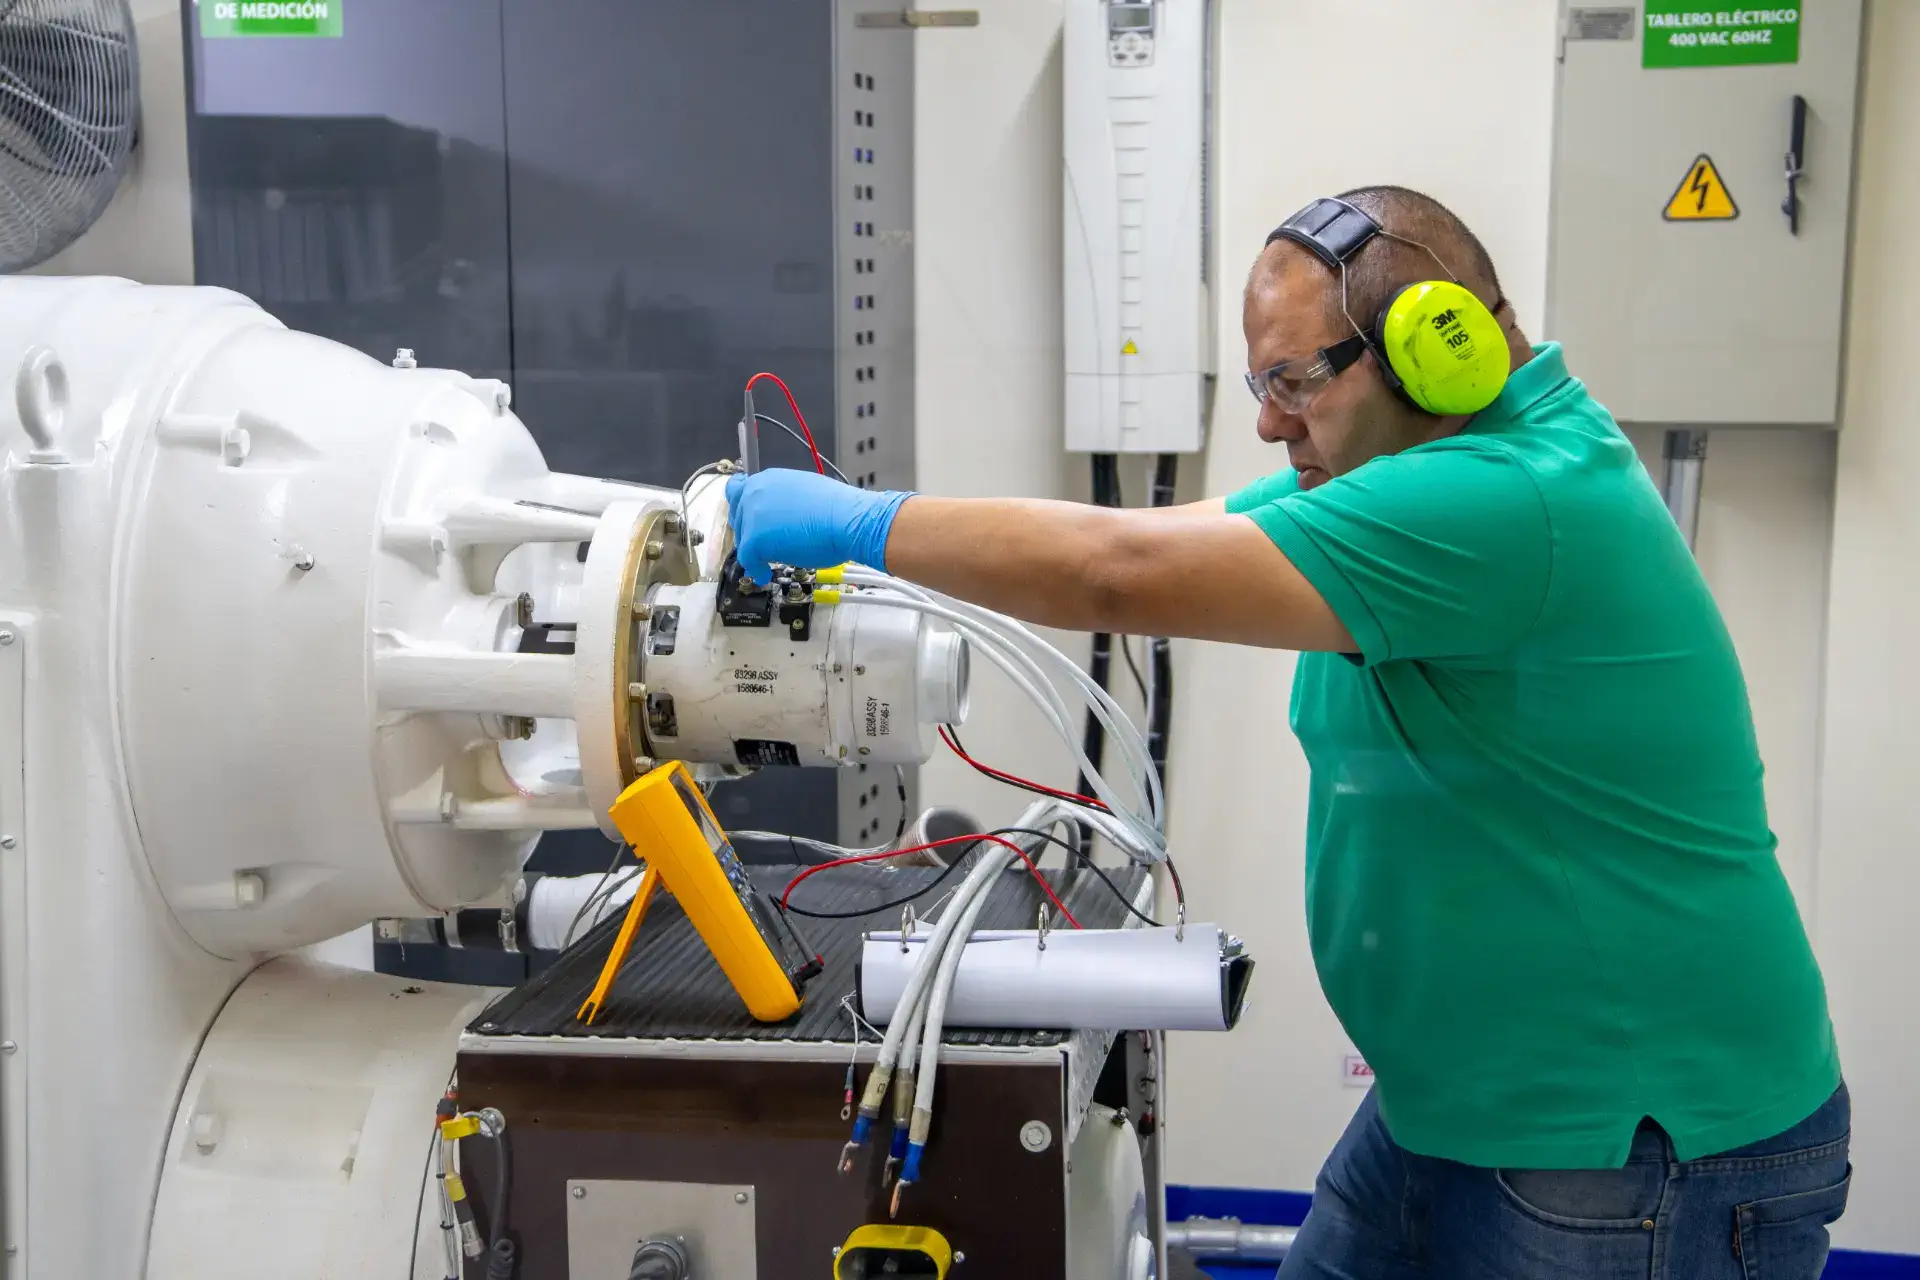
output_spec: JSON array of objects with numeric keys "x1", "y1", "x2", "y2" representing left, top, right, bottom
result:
[
  {"x1": 844, "y1": 567, "x2": 1151, "y2": 776},
  {"x1": 839, "y1": 568, "x2": 1167, "y2": 842},
  {"x1": 434, "y1": 1131, "x2": 459, "y2": 1280},
  {"x1": 844, "y1": 836, "x2": 1021, "y2": 1156},
  {"x1": 896, "y1": 818, "x2": 1063, "y2": 1194},
  {"x1": 839, "y1": 587, "x2": 1162, "y2": 852}
]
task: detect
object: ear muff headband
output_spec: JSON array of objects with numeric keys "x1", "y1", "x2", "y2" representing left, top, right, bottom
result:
[
  {"x1": 1268, "y1": 197, "x2": 1510, "y2": 416},
  {"x1": 1374, "y1": 281, "x2": 1509, "y2": 417}
]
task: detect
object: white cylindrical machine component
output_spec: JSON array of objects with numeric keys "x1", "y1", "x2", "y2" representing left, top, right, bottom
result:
[
  {"x1": 0, "y1": 278, "x2": 691, "y2": 960},
  {"x1": 637, "y1": 579, "x2": 970, "y2": 768}
]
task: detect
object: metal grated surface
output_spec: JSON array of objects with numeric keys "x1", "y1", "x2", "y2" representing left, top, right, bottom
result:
[{"x1": 471, "y1": 863, "x2": 1149, "y2": 1047}]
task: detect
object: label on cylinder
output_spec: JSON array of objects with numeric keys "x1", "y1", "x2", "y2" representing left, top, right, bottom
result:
[{"x1": 735, "y1": 739, "x2": 801, "y2": 767}]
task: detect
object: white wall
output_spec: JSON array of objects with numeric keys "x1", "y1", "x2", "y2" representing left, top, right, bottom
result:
[
  {"x1": 913, "y1": 1, "x2": 1092, "y2": 826},
  {"x1": 1811, "y1": 0, "x2": 1920, "y2": 1253}
]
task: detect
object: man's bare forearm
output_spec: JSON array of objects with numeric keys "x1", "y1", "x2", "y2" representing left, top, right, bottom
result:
[{"x1": 880, "y1": 495, "x2": 1353, "y2": 651}]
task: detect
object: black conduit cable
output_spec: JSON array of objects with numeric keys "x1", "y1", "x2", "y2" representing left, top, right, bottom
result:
[
  {"x1": 1147, "y1": 454, "x2": 1179, "y2": 778},
  {"x1": 1076, "y1": 453, "x2": 1122, "y2": 863},
  {"x1": 484, "y1": 1125, "x2": 515, "y2": 1279}
]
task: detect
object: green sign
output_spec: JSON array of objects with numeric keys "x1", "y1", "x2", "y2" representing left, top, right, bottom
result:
[
  {"x1": 1644, "y1": 5, "x2": 1799, "y2": 67},
  {"x1": 200, "y1": 0, "x2": 343, "y2": 38}
]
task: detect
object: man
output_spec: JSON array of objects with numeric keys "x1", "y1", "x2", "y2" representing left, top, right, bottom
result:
[{"x1": 728, "y1": 186, "x2": 1848, "y2": 1278}]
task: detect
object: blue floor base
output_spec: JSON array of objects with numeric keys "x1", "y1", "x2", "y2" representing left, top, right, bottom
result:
[{"x1": 1169, "y1": 1185, "x2": 1918, "y2": 1279}]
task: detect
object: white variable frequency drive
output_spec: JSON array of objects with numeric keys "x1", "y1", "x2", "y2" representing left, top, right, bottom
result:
[{"x1": 1064, "y1": 0, "x2": 1212, "y2": 455}]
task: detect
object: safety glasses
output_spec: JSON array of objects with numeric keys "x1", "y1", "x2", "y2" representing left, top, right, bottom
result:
[{"x1": 1244, "y1": 332, "x2": 1368, "y2": 414}]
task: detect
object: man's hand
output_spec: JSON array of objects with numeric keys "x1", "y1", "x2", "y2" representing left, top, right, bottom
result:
[{"x1": 724, "y1": 469, "x2": 913, "y2": 583}]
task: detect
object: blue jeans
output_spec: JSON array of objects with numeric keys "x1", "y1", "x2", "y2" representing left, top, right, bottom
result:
[{"x1": 1281, "y1": 1084, "x2": 1850, "y2": 1280}]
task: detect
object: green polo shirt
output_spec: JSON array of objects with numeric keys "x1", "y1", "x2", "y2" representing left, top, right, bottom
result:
[{"x1": 1227, "y1": 343, "x2": 1839, "y2": 1169}]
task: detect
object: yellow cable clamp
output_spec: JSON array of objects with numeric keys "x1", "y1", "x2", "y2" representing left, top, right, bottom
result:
[
  {"x1": 443, "y1": 1173, "x2": 467, "y2": 1202},
  {"x1": 438, "y1": 1116, "x2": 480, "y2": 1141},
  {"x1": 834, "y1": 1225, "x2": 952, "y2": 1279}
]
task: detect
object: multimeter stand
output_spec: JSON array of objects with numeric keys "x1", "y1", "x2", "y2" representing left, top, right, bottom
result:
[{"x1": 577, "y1": 761, "x2": 820, "y2": 1025}]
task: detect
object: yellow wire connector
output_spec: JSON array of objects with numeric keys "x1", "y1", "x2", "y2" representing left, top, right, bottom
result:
[
  {"x1": 815, "y1": 564, "x2": 849, "y2": 585},
  {"x1": 835, "y1": 1225, "x2": 953, "y2": 1280},
  {"x1": 814, "y1": 588, "x2": 843, "y2": 606}
]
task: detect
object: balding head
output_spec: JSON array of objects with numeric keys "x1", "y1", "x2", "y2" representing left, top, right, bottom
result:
[
  {"x1": 1241, "y1": 186, "x2": 1525, "y2": 490},
  {"x1": 1252, "y1": 185, "x2": 1505, "y2": 333}
]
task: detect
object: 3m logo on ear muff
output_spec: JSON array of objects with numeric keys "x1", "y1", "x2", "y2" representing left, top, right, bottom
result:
[{"x1": 1377, "y1": 281, "x2": 1508, "y2": 416}]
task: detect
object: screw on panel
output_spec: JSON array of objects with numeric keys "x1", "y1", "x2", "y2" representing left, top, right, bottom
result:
[
  {"x1": 515, "y1": 593, "x2": 535, "y2": 628},
  {"x1": 734, "y1": 1191, "x2": 750, "y2": 1204},
  {"x1": 0, "y1": 631, "x2": 14, "y2": 645},
  {"x1": 0, "y1": 837, "x2": 13, "y2": 850},
  {"x1": 392, "y1": 348, "x2": 417, "y2": 369},
  {"x1": 1019, "y1": 1120, "x2": 1053, "y2": 1153},
  {"x1": 0, "y1": 1042, "x2": 15, "y2": 1055},
  {"x1": 571, "y1": 1185, "x2": 586, "y2": 1200},
  {"x1": 954, "y1": 1252, "x2": 966, "y2": 1264}
]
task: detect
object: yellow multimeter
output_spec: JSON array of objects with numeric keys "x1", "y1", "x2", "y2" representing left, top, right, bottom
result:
[{"x1": 578, "y1": 761, "x2": 817, "y2": 1025}]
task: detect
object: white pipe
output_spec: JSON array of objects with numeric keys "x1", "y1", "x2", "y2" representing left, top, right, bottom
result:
[
  {"x1": 441, "y1": 494, "x2": 601, "y2": 546},
  {"x1": 375, "y1": 649, "x2": 576, "y2": 718},
  {"x1": 445, "y1": 793, "x2": 599, "y2": 832}
]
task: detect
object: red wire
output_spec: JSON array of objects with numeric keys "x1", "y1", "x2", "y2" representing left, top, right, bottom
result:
[
  {"x1": 937, "y1": 727, "x2": 1107, "y2": 809},
  {"x1": 745, "y1": 371, "x2": 825, "y2": 475},
  {"x1": 780, "y1": 832, "x2": 1081, "y2": 928}
]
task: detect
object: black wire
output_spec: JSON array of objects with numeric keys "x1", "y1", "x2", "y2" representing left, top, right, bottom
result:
[
  {"x1": 942, "y1": 726, "x2": 1105, "y2": 813},
  {"x1": 562, "y1": 841, "x2": 634, "y2": 949},
  {"x1": 779, "y1": 825, "x2": 1162, "y2": 928},
  {"x1": 1008, "y1": 827, "x2": 1159, "y2": 927},
  {"x1": 1118, "y1": 635, "x2": 1150, "y2": 707},
  {"x1": 755, "y1": 413, "x2": 851, "y2": 483},
  {"x1": 780, "y1": 843, "x2": 977, "y2": 921},
  {"x1": 892, "y1": 765, "x2": 909, "y2": 843},
  {"x1": 484, "y1": 1130, "x2": 513, "y2": 1279}
]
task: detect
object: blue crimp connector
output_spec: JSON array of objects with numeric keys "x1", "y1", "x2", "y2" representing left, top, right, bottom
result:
[
  {"x1": 851, "y1": 1113, "x2": 875, "y2": 1145},
  {"x1": 889, "y1": 1125, "x2": 910, "y2": 1162},
  {"x1": 901, "y1": 1143, "x2": 926, "y2": 1186}
]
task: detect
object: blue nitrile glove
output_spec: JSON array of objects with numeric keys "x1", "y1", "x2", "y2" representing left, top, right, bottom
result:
[{"x1": 725, "y1": 469, "x2": 914, "y2": 583}]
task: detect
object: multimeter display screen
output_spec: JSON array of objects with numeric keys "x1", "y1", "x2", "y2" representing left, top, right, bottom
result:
[
  {"x1": 1108, "y1": 5, "x2": 1152, "y2": 30},
  {"x1": 671, "y1": 770, "x2": 730, "y2": 855}
]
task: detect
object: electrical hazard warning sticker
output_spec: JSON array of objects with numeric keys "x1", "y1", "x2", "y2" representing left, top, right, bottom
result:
[
  {"x1": 1121, "y1": 338, "x2": 1139, "y2": 356},
  {"x1": 1663, "y1": 154, "x2": 1738, "y2": 221}
]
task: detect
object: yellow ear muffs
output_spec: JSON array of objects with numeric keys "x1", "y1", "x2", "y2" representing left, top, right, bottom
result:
[{"x1": 1373, "y1": 280, "x2": 1509, "y2": 416}]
